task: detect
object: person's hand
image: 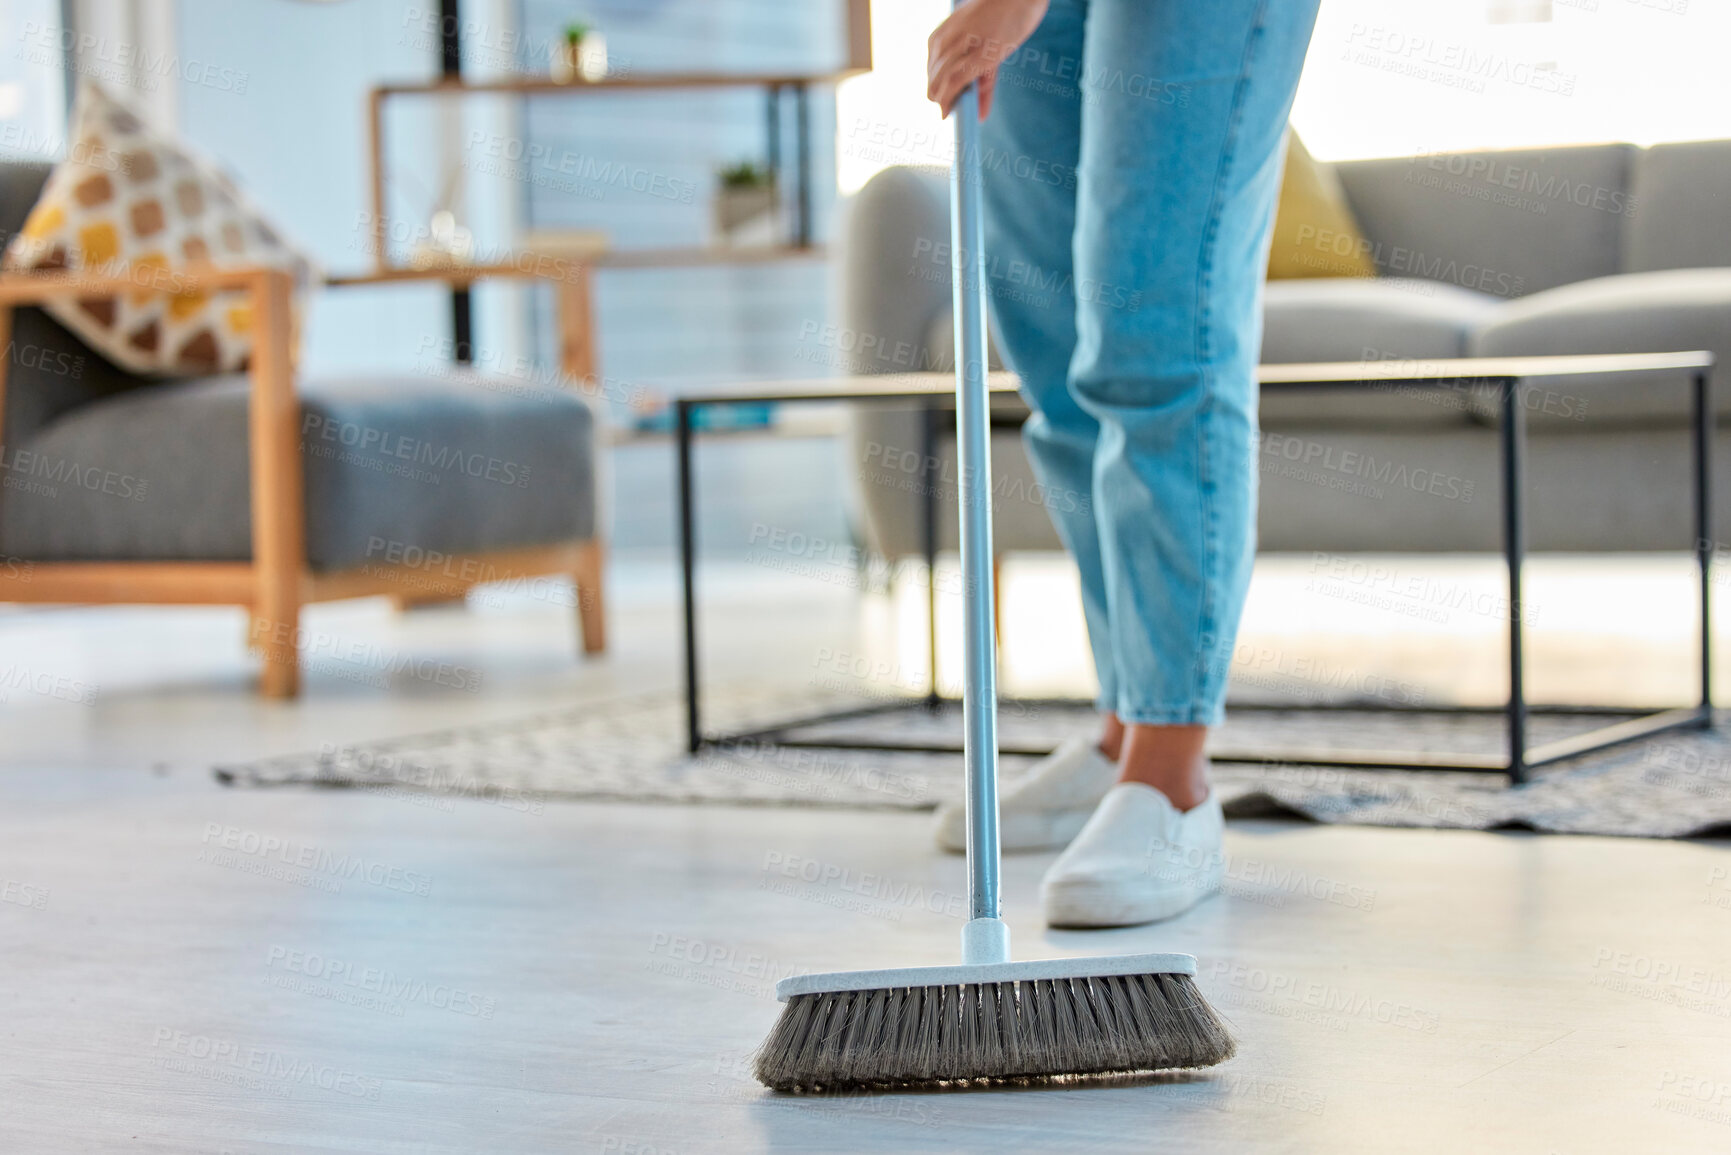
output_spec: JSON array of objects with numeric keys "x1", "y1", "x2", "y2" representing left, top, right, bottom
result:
[{"x1": 927, "y1": 0, "x2": 1049, "y2": 120}]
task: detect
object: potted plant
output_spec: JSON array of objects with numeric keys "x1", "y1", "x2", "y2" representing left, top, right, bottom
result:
[
  {"x1": 713, "y1": 161, "x2": 778, "y2": 246},
  {"x1": 551, "y1": 20, "x2": 607, "y2": 83}
]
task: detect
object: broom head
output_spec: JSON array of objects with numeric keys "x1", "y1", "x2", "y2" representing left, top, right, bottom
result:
[{"x1": 753, "y1": 952, "x2": 1234, "y2": 1091}]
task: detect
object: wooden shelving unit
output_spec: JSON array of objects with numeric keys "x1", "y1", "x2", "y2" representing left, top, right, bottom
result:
[
  {"x1": 371, "y1": 70, "x2": 865, "y2": 97},
  {"x1": 364, "y1": 1, "x2": 873, "y2": 273}
]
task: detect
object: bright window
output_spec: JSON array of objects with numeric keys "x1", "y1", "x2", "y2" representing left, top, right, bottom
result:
[
  {"x1": 0, "y1": 0, "x2": 67, "y2": 160},
  {"x1": 1294, "y1": 0, "x2": 1731, "y2": 159},
  {"x1": 838, "y1": 0, "x2": 1729, "y2": 192}
]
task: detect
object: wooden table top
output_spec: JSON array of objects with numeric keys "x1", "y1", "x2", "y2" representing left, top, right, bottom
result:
[{"x1": 672, "y1": 353, "x2": 1714, "y2": 406}]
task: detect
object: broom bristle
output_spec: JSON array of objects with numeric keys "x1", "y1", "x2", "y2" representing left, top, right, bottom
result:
[{"x1": 753, "y1": 972, "x2": 1234, "y2": 1092}]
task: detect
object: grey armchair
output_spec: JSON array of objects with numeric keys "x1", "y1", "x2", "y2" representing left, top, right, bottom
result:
[{"x1": 0, "y1": 161, "x2": 605, "y2": 697}]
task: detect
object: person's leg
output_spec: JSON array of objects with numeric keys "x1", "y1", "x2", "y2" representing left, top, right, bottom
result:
[
  {"x1": 1074, "y1": 0, "x2": 1320, "y2": 804},
  {"x1": 1041, "y1": 0, "x2": 1319, "y2": 928},
  {"x1": 932, "y1": 0, "x2": 1121, "y2": 857},
  {"x1": 978, "y1": 0, "x2": 1120, "y2": 732}
]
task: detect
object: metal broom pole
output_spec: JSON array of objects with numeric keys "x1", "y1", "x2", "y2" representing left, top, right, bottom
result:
[{"x1": 949, "y1": 76, "x2": 1007, "y2": 965}]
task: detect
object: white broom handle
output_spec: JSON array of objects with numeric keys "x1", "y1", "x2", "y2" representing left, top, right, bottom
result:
[{"x1": 950, "y1": 77, "x2": 1002, "y2": 925}]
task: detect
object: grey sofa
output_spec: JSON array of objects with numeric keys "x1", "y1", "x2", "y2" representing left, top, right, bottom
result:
[
  {"x1": 841, "y1": 142, "x2": 1731, "y2": 557},
  {"x1": 0, "y1": 161, "x2": 604, "y2": 696}
]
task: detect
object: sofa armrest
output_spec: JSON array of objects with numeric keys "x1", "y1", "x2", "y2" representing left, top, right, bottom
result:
[
  {"x1": 837, "y1": 166, "x2": 963, "y2": 560},
  {"x1": 0, "y1": 266, "x2": 303, "y2": 690},
  {"x1": 839, "y1": 166, "x2": 953, "y2": 376}
]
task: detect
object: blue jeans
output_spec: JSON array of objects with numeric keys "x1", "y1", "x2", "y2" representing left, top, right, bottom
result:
[{"x1": 981, "y1": 0, "x2": 1319, "y2": 725}]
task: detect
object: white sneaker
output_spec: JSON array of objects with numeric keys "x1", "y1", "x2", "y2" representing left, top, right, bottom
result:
[
  {"x1": 1041, "y1": 783, "x2": 1225, "y2": 929},
  {"x1": 932, "y1": 736, "x2": 1120, "y2": 853}
]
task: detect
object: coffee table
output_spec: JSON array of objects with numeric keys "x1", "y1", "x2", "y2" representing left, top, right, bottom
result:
[{"x1": 673, "y1": 352, "x2": 1715, "y2": 784}]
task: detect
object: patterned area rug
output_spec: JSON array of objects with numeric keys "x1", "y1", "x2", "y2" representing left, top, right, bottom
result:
[{"x1": 214, "y1": 689, "x2": 1731, "y2": 839}]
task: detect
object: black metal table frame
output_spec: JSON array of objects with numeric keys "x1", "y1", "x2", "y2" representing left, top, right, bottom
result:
[{"x1": 675, "y1": 360, "x2": 1715, "y2": 784}]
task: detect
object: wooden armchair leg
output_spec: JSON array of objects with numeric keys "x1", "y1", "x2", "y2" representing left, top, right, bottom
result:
[
  {"x1": 251, "y1": 600, "x2": 302, "y2": 699},
  {"x1": 247, "y1": 269, "x2": 306, "y2": 700},
  {"x1": 573, "y1": 538, "x2": 607, "y2": 655}
]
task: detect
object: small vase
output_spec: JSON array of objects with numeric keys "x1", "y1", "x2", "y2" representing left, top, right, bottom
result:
[{"x1": 551, "y1": 33, "x2": 607, "y2": 83}]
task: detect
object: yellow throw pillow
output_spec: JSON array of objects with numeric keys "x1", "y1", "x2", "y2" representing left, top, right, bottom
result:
[
  {"x1": 2, "y1": 82, "x2": 313, "y2": 376},
  {"x1": 1266, "y1": 132, "x2": 1376, "y2": 280}
]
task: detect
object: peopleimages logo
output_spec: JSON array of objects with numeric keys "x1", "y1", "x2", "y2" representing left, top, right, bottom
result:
[
  {"x1": 0, "y1": 664, "x2": 99, "y2": 706},
  {"x1": 1260, "y1": 432, "x2": 1475, "y2": 503},
  {"x1": 910, "y1": 237, "x2": 1143, "y2": 312},
  {"x1": 1342, "y1": 24, "x2": 1577, "y2": 97},
  {"x1": 1291, "y1": 224, "x2": 1527, "y2": 298},
  {"x1": 1207, "y1": 961, "x2": 1441, "y2": 1033},
  {"x1": 302, "y1": 414, "x2": 532, "y2": 489},
  {"x1": 0, "y1": 878, "x2": 49, "y2": 910},
  {"x1": 0, "y1": 340, "x2": 84, "y2": 380},
  {"x1": 0, "y1": 444, "x2": 148, "y2": 502},
  {"x1": 198, "y1": 824, "x2": 433, "y2": 896},
  {"x1": 1588, "y1": 946, "x2": 1731, "y2": 1019},
  {"x1": 264, "y1": 945, "x2": 497, "y2": 1018},
  {"x1": 0, "y1": 126, "x2": 123, "y2": 172},
  {"x1": 462, "y1": 130, "x2": 696, "y2": 204},
  {"x1": 1406, "y1": 151, "x2": 1638, "y2": 218},
  {"x1": 760, "y1": 850, "x2": 969, "y2": 919},
  {"x1": 645, "y1": 932, "x2": 807, "y2": 998},
  {"x1": 19, "y1": 21, "x2": 250, "y2": 94},
  {"x1": 151, "y1": 1028, "x2": 381, "y2": 1100}
]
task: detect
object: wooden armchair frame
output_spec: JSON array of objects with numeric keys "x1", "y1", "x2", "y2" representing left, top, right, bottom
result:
[{"x1": 0, "y1": 263, "x2": 606, "y2": 698}]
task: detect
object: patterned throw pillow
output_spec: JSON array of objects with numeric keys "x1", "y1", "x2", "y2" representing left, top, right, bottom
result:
[{"x1": 2, "y1": 82, "x2": 313, "y2": 376}]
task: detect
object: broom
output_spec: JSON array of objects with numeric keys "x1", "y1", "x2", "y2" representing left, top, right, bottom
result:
[{"x1": 752, "y1": 51, "x2": 1236, "y2": 1093}]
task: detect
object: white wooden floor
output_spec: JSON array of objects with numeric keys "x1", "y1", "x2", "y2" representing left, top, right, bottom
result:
[{"x1": 2, "y1": 556, "x2": 1729, "y2": 1153}]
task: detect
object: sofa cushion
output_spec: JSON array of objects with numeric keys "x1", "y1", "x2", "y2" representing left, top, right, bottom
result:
[
  {"x1": 2, "y1": 83, "x2": 314, "y2": 377},
  {"x1": 0, "y1": 373, "x2": 596, "y2": 570},
  {"x1": 1335, "y1": 144, "x2": 1635, "y2": 297},
  {"x1": 1257, "y1": 278, "x2": 1497, "y2": 429},
  {"x1": 1261, "y1": 277, "x2": 1495, "y2": 362},
  {"x1": 1625, "y1": 140, "x2": 1731, "y2": 274},
  {"x1": 1467, "y1": 269, "x2": 1731, "y2": 430}
]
